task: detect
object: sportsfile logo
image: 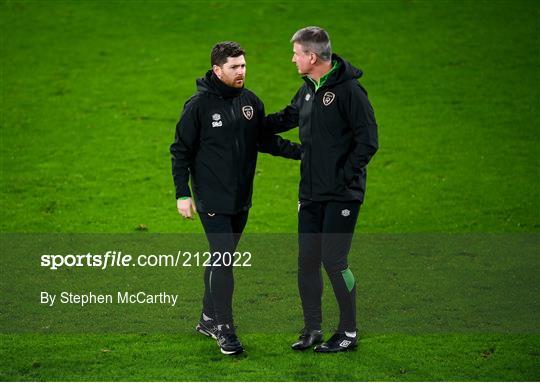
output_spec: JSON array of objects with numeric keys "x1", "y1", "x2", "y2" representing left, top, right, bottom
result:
[{"x1": 40, "y1": 250, "x2": 253, "y2": 270}]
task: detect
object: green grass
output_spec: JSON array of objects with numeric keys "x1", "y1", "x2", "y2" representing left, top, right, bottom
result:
[
  {"x1": 2, "y1": 334, "x2": 539, "y2": 381},
  {"x1": 1, "y1": 0, "x2": 538, "y2": 233},
  {"x1": 1, "y1": 0, "x2": 539, "y2": 381}
]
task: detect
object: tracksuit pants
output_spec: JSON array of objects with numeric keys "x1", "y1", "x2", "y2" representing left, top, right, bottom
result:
[
  {"x1": 199, "y1": 210, "x2": 249, "y2": 326},
  {"x1": 298, "y1": 200, "x2": 360, "y2": 332}
]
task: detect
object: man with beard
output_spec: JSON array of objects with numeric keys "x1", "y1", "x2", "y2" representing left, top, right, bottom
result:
[{"x1": 171, "y1": 41, "x2": 301, "y2": 355}]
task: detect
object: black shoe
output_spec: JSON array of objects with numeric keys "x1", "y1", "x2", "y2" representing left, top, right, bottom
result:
[
  {"x1": 291, "y1": 328, "x2": 323, "y2": 350},
  {"x1": 314, "y1": 331, "x2": 357, "y2": 353},
  {"x1": 195, "y1": 313, "x2": 217, "y2": 339},
  {"x1": 313, "y1": 332, "x2": 358, "y2": 352},
  {"x1": 216, "y1": 324, "x2": 244, "y2": 355}
]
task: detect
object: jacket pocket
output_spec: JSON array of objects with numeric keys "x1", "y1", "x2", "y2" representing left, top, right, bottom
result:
[
  {"x1": 336, "y1": 167, "x2": 348, "y2": 192},
  {"x1": 342, "y1": 161, "x2": 354, "y2": 186}
]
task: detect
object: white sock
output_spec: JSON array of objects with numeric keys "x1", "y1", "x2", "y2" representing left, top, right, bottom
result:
[{"x1": 345, "y1": 331, "x2": 356, "y2": 338}]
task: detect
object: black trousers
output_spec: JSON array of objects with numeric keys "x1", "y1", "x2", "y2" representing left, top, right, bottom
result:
[
  {"x1": 298, "y1": 200, "x2": 360, "y2": 332},
  {"x1": 199, "y1": 210, "x2": 249, "y2": 325}
]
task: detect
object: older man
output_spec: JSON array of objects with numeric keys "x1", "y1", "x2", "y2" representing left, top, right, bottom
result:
[{"x1": 265, "y1": 27, "x2": 379, "y2": 352}]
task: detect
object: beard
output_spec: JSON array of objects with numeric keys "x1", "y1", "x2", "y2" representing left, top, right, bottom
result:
[{"x1": 222, "y1": 76, "x2": 245, "y2": 88}]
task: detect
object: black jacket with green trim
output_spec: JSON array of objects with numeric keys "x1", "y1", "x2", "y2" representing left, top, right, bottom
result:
[
  {"x1": 170, "y1": 71, "x2": 301, "y2": 214},
  {"x1": 265, "y1": 54, "x2": 378, "y2": 203}
]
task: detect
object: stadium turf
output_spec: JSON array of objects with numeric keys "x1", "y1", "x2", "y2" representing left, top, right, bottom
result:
[{"x1": 1, "y1": 0, "x2": 538, "y2": 381}]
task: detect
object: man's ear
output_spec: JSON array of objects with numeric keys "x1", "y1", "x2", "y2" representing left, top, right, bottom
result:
[
  {"x1": 309, "y1": 52, "x2": 318, "y2": 65},
  {"x1": 212, "y1": 64, "x2": 222, "y2": 79}
]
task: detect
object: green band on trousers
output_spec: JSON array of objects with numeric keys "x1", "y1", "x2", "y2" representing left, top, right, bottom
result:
[{"x1": 341, "y1": 268, "x2": 355, "y2": 292}]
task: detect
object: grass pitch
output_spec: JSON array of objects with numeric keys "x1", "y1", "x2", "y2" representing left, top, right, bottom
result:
[{"x1": 1, "y1": 0, "x2": 539, "y2": 381}]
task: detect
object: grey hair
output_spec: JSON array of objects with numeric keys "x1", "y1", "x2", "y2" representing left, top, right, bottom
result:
[{"x1": 290, "y1": 26, "x2": 332, "y2": 61}]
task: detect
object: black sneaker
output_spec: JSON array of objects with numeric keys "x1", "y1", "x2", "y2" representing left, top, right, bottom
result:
[
  {"x1": 291, "y1": 328, "x2": 323, "y2": 350},
  {"x1": 313, "y1": 331, "x2": 357, "y2": 353},
  {"x1": 216, "y1": 324, "x2": 244, "y2": 355},
  {"x1": 195, "y1": 313, "x2": 217, "y2": 339}
]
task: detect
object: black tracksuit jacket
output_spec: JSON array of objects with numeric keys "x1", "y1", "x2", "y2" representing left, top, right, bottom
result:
[
  {"x1": 265, "y1": 54, "x2": 378, "y2": 203},
  {"x1": 170, "y1": 71, "x2": 301, "y2": 214}
]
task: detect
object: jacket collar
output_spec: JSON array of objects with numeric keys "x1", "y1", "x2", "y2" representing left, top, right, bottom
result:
[{"x1": 196, "y1": 70, "x2": 244, "y2": 99}]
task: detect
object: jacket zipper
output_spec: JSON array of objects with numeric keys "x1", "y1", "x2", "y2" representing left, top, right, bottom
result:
[
  {"x1": 309, "y1": 88, "x2": 315, "y2": 199},
  {"x1": 230, "y1": 102, "x2": 240, "y2": 209}
]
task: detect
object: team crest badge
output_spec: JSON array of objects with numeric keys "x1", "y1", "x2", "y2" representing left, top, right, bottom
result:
[
  {"x1": 212, "y1": 113, "x2": 221, "y2": 121},
  {"x1": 242, "y1": 105, "x2": 254, "y2": 120},
  {"x1": 341, "y1": 209, "x2": 350, "y2": 217},
  {"x1": 305, "y1": 93, "x2": 311, "y2": 101},
  {"x1": 322, "y1": 91, "x2": 335, "y2": 106}
]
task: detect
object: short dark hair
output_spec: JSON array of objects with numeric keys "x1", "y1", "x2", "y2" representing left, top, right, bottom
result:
[
  {"x1": 211, "y1": 41, "x2": 245, "y2": 67},
  {"x1": 291, "y1": 26, "x2": 332, "y2": 61}
]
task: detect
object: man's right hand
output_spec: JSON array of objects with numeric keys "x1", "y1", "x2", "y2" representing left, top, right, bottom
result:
[{"x1": 177, "y1": 198, "x2": 197, "y2": 219}]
